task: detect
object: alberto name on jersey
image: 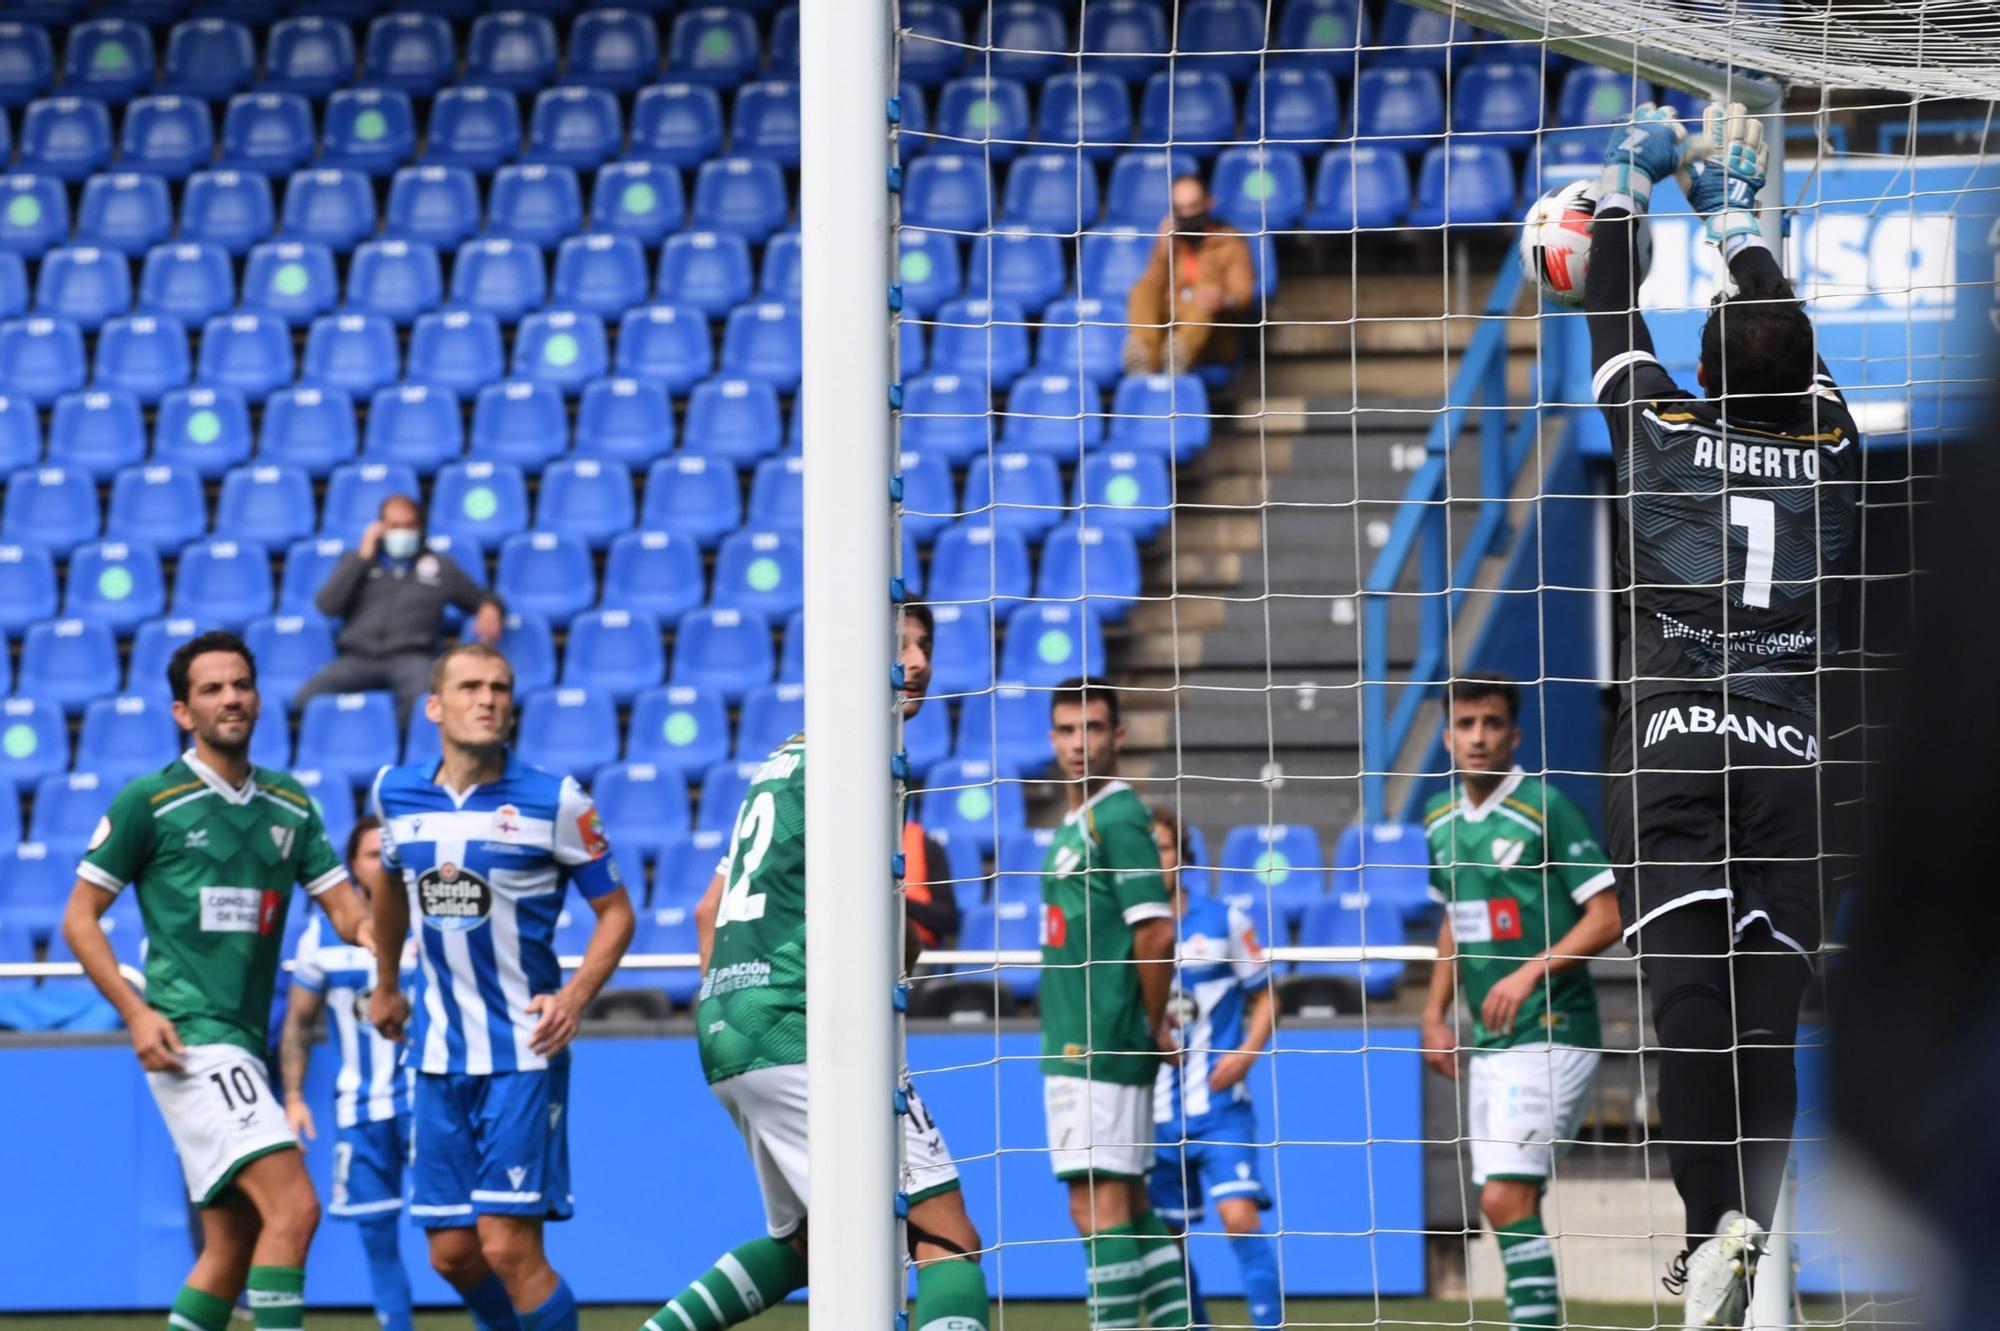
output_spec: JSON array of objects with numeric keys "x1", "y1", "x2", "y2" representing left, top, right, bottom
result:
[
  {"x1": 371, "y1": 755, "x2": 621, "y2": 1077},
  {"x1": 292, "y1": 914, "x2": 419, "y2": 1129},
  {"x1": 1154, "y1": 894, "x2": 1269, "y2": 1132}
]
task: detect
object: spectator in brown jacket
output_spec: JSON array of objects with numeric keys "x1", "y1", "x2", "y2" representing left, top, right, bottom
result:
[{"x1": 1122, "y1": 174, "x2": 1257, "y2": 376}]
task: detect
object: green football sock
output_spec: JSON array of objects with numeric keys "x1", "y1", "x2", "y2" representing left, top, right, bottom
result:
[
  {"x1": 1496, "y1": 1217, "x2": 1562, "y2": 1329},
  {"x1": 644, "y1": 1237, "x2": 808, "y2": 1331},
  {"x1": 246, "y1": 1266, "x2": 305, "y2": 1331},
  {"x1": 1132, "y1": 1211, "x2": 1194, "y2": 1330},
  {"x1": 1084, "y1": 1223, "x2": 1145, "y2": 1331},
  {"x1": 167, "y1": 1286, "x2": 234, "y2": 1331},
  {"x1": 912, "y1": 1257, "x2": 989, "y2": 1331}
]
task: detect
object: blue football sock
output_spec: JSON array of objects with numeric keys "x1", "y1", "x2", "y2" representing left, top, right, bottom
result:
[
  {"x1": 356, "y1": 1217, "x2": 415, "y2": 1331},
  {"x1": 522, "y1": 1277, "x2": 578, "y2": 1331},
  {"x1": 1230, "y1": 1232, "x2": 1283, "y2": 1330},
  {"x1": 461, "y1": 1272, "x2": 523, "y2": 1331}
]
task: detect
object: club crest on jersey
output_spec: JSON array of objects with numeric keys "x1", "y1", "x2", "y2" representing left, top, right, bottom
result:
[
  {"x1": 1490, "y1": 838, "x2": 1525, "y2": 868},
  {"x1": 417, "y1": 860, "x2": 493, "y2": 932},
  {"x1": 1488, "y1": 899, "x2": 1523, "y2": 941},
  {"x1": 576, "y1": 808, "x2": 609, "y2": 859},
  {"x1": 185, "y1": 827, "x2": 208, "y2": 850},
  {"x1": 494, "y1": 804, "x2": 520, "y2": 836},
  {"x1": 1041, "y1": 903, "x2": 1068, "y2": 949},
  {"x1": 270, "y1": 824, "x2": 295, "y2": 857}
]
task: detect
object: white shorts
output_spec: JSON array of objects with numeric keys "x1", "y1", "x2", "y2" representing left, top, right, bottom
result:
[
  {"x1": 710, "y1": 1063, "x2": 960, "y2": 1240},
  {"x1": 1464, "y1": 1042, "x2": 1600, "y2": 1186},
  {"x1": 1043, "y1": 1075, "x2": 1154, "y2": 1181},
  {"x1": 146, "y1": 1043, "x2": 299, "y2": 1205}
]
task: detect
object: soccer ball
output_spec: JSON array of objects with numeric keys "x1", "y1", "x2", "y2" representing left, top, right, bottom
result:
[{"x1": 1517, "y1": 178, "x2": 1651, "y2": 308}]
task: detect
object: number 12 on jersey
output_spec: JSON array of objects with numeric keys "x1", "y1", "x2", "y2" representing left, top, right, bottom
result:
[{"x1": 716, "y1": 790, "x2": 775, "y2": 926}]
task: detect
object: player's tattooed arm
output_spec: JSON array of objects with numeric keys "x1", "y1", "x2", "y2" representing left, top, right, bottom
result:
[
  {"x1": 62, "y1": 880, "x2": 182, "y2": 1070},
  {"x1": 279, "y1": 983, "x2": 324, "y2": 1144}
]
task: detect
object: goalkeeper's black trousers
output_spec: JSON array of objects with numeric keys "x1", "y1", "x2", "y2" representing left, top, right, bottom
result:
[{"x1": 1633, "y1": 898, "x2": 1812, "y2": 1244}]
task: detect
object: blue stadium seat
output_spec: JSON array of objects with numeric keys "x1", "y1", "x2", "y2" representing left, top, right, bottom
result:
[
  {"x1": 711, "y1": 528, "x2": 803, "y2": 620},
  {"x1": 1032, "y1": 71, "x2": 1130, "y2": 162},
  {"x1": 77, "y1": 173, "x2": 173, "y2": 257},
  {"x1": 629, "y1": 82, "x2": 724, "y2": 169},
  {"x1": 179, "y1": 170, "x2": 273, "y2": 256},
  {"x1": 123, "y1": 614, "x2": 198, "y2": 698},
  {"x1": 572, "y1": 377, "x2": 673, "y2": 466},
  {"x1": 450, "y1": 239, "x2": 548, "y2": 323},
  {"x1": 29, "y1": 774, "x2": 117, "y2": 868},
  {"x1": 666, "y1": 7, "x2": 759, "y2": 87},
  {"x1": 670, "y1": 606, "x2": 772, "y2": 703},
  {"x1": 606, "y1": 305, "x2": 709, "y2": 396},
  {"x1": 719, "y1": 301, "x2": 802, "y2": 392},
  {"x1": 1001, "y1": 600, "x2": 1105, "y2": 682},
  {"x1": 561, "y1": 607, "x2": 665, "y2": 703},
  {"x1": 928, "y1": 519, "x2": 1031, "y2": 606},
  {"x1": 601, "y1": 528, "x2": 703, "y2": 625},
  {"x1": 954, "y1": 683, "x2": 1047, "y2": 775},
  {"x1": 258, "y1": 385, "x2": 356, "y2": 476},
  {"x1": 515, "y1": 686, "x2": 622, "y2": 781},
  {"x1": 95, "y1": 313, "x2": 190, "y2": 405},
  {"x1": 1177, "y1": 0, "x2": 1264, "y2": 79},
  {"x1": 656, "y1": 828, "x2": 728, "y2": 904},
  {"x1": 424, "y1": 86, "x2": 521, "y2": 174},
  {"x1": 406, "y1": 309, "x2": 503, "y2": 395},
  {"x1": 64, "y1": 540, "x2": 164, "y2": 634},
  {"x1": 992, "y1": 825, "x2": 1057, "y2": 906},
  {"x1": 726, "y1": 681, "x2": 799, "y2": 761},
  {"x1": 0, "y1": 696, "x2": 66, "y2": 789},
  {"x1": 1408, "y1": 142, "x2": 1518, "y2": 227},
  {"x1": 930, "y1": 297, "x2": 1030, "y2": 390},
  {"x1": 487, "y1": 164, "x2": 584, "y2": 248},
  {"x1": 428, "y1": 458, "x2": 528, "y2": 551},
  {"x1": 319, "y1": 88, "x2": 417, "y2": 177},
  {"x1": 21, "y1": 97, "x2": 115, "y2": 181},
  {"x1": 320, "y1": 460, "x2": 419, "y2": 537},
  {"x1": 1103, "y1": 149, "x2": 1198, "y2": 228},
  {"x1": 0, "y1": 315, "x2": 87, "y2": 405},
  {"x1": 1451, "y1": 62, "x2": 1545, "y2": 150},
  {"x1": 400, "y1": 691, "x2": 439, "y2": 766},
  {"x1": 70, "y1": 698, "x2": 171, "y2": 793},
  {"x1": 470, "y1": 380, "x2": 568, "y2": 468},
  {"x1": 566, "y1": 8, "x2": 660, "y2": 92},
  {"x1": 1000, "y1": 371, "x2": 1103, "y2": 458},
  {"x1": 1075, "y1": 226, "x2": 1153, "y2": 304},
  {"x1": 215, "y1": 462, "x2": 315, "y2": 546},
  {"x1": 1375, "y1": 1, "x2": 1470, "y2": 69},
  {"x1": 361, "y1": 13, "x2": 455, "y2": 97},
  {"x1": 1001, "y1": 153, "x2": 1101, "y2": 234},
  {"x1": 1080, "y1": 0, "x2": 1169, "y2": 82},
  {"x1": 281, "y1": 168, "x2": 377, "y2": 253},
  {"x1": 656, "y1": 230, "x2": 753, "y2": 320},
  {"x1": 921, "y1": 757, "x2": 1023, "y2": 860},
  {"x1": 898, "y1": 0, "x2": 965, "y2": 85},
  {"x1": 1354, "y1": 66, "x2": 1445, "y2": 151},
  {"x1": 933, "y1": 76, "x2": 1031, "y2": 163},
  {"x1": 104, "y1": 461, "x2": 202, "y2": 548},
  {"x1": 385, "y1": 165, "x2": 481, "y2": 250},
  {"x1": 3, "y1": 462, "x2": 99, "y2": 552},
  {"x1": 162, "y1": 18, "x2": 256, "y2": 100},
  {"x1": 35, "y1": 246, "x2": 131, "y2": 331},
  {"x1": 1243, "y1": 68, "x2": 1342, "y2": 145},
  {"x1": 295, "y1": 690, "x2": 397, "y2": 790},
  {"x1": 345, "y1": 239, "x2": 442, "y2": 326},
  {"x1": 744, "y1": 455, "x2": 804, "y2": 533},
  {"x1": 1557, "y1": 65, "x2": 1654, "y2": 129},
  {"x1": 964, "y1": 229, "x2": 1065, "y2": 317},
  {"x1": 898, "y1": 372, "x2": 990, "y2": 466},
  {"x1": 474, "y1": 608, "x2": 556, "y2": 693},
  {"x1": 590, "y1": 160, "x2": 685, "y2": 248},
  {"x1": 694, "y1": 758, "x2": 761, "y2": 834},
  {"x1": 495, "y1": 530, "x2": 596, "y2": 622},
  {"x1": 242, "y1": 612, "x2": 334, "y2": 702},
  {"x1": 920, "y1": 601, "x2": 991, "y2": 695},
  {"x1": 527, "y1": 86, "x2": 623, "y2": 171},
  {"x1": 902, "y1": 154, "x2": 991, "y2": 233},
  {"x1": 137, "y1": 244, "x2": 234, "y2": 329},
  {"x1": 897, "y1": 448, "x2": 956, "y2": 545},
  {"x1": 1529, "y1": 131, "x2": 1600, "y2": 195},
  {"x1": 0, "y1": 174, "x2": 70, "y2": 258},
  {"x1": 0, "y1": 23, "x2": 55, "y2": 109},
  {"x1": 151, "y1": 385, "x2": 251, "y2": 480},
  {"x1": 172, "y1": 536, "x2": 272, "y2": 628},
  {"x1": 364, "y1": 383, "x2": 462, "y2": 473},
  {"x1": 626, "y1": 684, "x2": 728, "y2": 776},
  {"x1": 681, "y1": 375, "x2": 781, "y2": 469},
  {"x1": 763, "y1": 3, "x2": 801, "y2": 75},
  {"x1": 1306, "y1": 145, "x2": 1411, "y2": 232},
  {"x1": 552, "y1": 234, "x2": 649, "y2": 320},
  {"x1": 1293, "y1": 892, "x2": 1404, "y2": 997},
  {"x1": 1032, "y1": 296, "x2": 1122, "y2": 387},
  {"x1": 465, "y1": 11, "x2": 558, "y2": 93},
  {"x1": 967, "y1": 2, "x2": 1063, "y2": 84},
  {"x1": 1036, "y1": 521, "x2": 1142, "y2": 619},
  {"x1": 1212, "y1": 146, "x2": 1309, "y2": 232},
  {"x1": 241, "y1": 240, "x2": 338, "y2": 327},
  {"x1": 1073, "y1": 449, "x2": 1168, "y2": 539},
  {"x1": 962, "y1": 449, "x2": 1065, "y2": 538},
  {"x1": 1106, "y1": 372, "x2": 1212, "y2": 459},
  {"x1": 775, "y1": 608, "x2": 804, "y2": 685},
  {"x1": 1334, "y1": 822, "x2": 1436, "y2": 926},
  {"x1": 752, "y1": 232, "x2": 802, "y2": 307},
  {"x1": 48, "y1": 388, "x2": 146, "y2": 478},
  {"x1": 0, "y1": 394, "x2": 37, "y2": 471},
  {"x1": 261, "y1": 16, "x2": 357, "y2": 98},
  {"x1": 1218, "y1": 822, "x2": 1326, "y2": 932},
  {"x1": 640, "y1": 455, "x2": 741, "y2": 548},
  {"x1": 1274, "y1": 0, "x2": 1366, "y2": 76},
  {"x1": 19, "y1": 617, "x2": 120, "y2": 712},
  {"x1": 729, "y1": 80, "x2": 800, "y2": 168},
  {"x1": 1137, "y1": 70, "x2": 1237, "y2": 158},
  {"x1": 291, "y1": 770, "x2": 355, "y2": 865},
  {"x1": 301, "y1": 312, "x2": 399, "y2": 397},
  {"x1": 591, "y1": 761, "x2": 688, "y2": 866},
  {"x1": 533, "y1": 456, "x2": 632, "y2": 550},
  {"x1": 690, "y1": 156, "x2": 788, "y2": 243},
  {"x1": 513, "y1": 310, "x2": 609, "y2": 396},
  {"x1": 894, "y1": 230, "x2": 962, "y2": 320},
  {"x1": 217, "y1": 92, "x2": 314, "y2": 175}
]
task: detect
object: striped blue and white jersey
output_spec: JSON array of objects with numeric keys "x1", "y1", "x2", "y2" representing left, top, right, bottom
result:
[
  {"x1": 1153, "y1": 894, "x2": 1270, "y2": 1133},
  {"x1": 291, "y1": 912, "x2": 418, "y2": 1128},
  {"x1": 371, "y1": 754, "x2": 623, "y2": 1076}
]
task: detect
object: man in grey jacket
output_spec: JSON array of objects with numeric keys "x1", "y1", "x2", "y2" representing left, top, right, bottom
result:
[{"x1": 295, "y1": 494, "x2": 504, "y2": 727}]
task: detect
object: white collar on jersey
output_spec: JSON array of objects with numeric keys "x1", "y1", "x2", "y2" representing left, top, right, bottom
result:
[
  {"x1": 182, "y1": 747, "x2": 257, "y2": 805},
  {"x1": 1456, "y1": 765, "x2": 1526, "y2": 824},
  {"x1": 1063, "y1": 778, "x2": 1132, "y2": 826}
]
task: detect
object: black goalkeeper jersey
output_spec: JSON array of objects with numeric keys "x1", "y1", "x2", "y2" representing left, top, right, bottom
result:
[{"x1": 1593, "y1": 348, "x2": 1860, "y2": 717}]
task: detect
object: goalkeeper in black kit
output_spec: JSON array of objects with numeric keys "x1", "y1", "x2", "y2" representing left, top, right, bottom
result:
[{"x1": 1585, "y1": 102, "x2": 1859, "y2": 1328}]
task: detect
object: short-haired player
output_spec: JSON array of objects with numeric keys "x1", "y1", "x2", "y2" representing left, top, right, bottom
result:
[
  {"x1": 62, "y1": 630, "x2": 375, "y2": 1331},
  {"x1": 1419, "y1": 673, "x2": 1620, "y2": 1331}
]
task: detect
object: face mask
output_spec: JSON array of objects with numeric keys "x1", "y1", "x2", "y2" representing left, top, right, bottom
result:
[{"x1": 383, "y1": 529, "x2": 421, "y2": 561}]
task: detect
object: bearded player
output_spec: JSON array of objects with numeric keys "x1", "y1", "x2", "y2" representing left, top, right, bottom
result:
[
  {"x1": 62, "y1": 630, "x2": 375, "y2": 1331},
  {"x1": 1588, "y1": 102, "x2": 1860, "y2": 1326},
  {"x1": 1418, "y1": 673, "x2": 1620, "y2": 1331},
  {"x1": 640, "y1": 605, "x2": 992, "y2": 1331}
]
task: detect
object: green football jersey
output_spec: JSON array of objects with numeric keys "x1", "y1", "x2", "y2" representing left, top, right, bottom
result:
[
  {"x1": 1039, "y1": 781, "x2": 1173, "y2": 1086},
  {"x1": 697, "y1": 736, "x2": 808, "y2": 1085},
  {"x1": 78, "y1": 752, "x2": 348, "y2": 1057},
  {"x1": 1423, "y1": 768, "x2": 1614, "y2": 1051}
]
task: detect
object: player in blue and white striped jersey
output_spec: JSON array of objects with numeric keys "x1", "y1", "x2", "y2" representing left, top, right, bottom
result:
[
  {"x1": 1148, "y1": 808, "x2": 1283, "y2": 1330},
  {"x1": 368, "y1": 642, "x2": 635, "y2": 1331},
  {"x1": 279, "y1": 814, "x2": 419, "y2": 1331}
]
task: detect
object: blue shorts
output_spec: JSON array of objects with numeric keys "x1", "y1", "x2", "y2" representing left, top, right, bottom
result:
[
  {"x1": 409, "y1": 1065, "x2": 573, "y2": 1229},
  {"x1": 1149, "y1": 1106, "x2": 1271, "y2": 1226},
  {"x1": 330, "y1": 1115, "x2": 409, "y2": 1220}
]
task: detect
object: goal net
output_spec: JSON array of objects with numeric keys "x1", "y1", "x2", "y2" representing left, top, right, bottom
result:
[{"x1": 843, "y1": 0, "x2": 2000, "y2": 1327}]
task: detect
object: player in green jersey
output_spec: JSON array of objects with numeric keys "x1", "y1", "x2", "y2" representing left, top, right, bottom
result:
[
  {"x1": 1418, "y1": 673, "x2": 1620, "y2": 1331},
  {"x1": 1040, "y1": 678, "x2": 1193, "y2": 1331},
  {"x1": 641, "y1": 605, "x2": 992, "y2": 1331},
  {"x1": 61, "y1": 630, "x2": 375, "y2": 1331}
]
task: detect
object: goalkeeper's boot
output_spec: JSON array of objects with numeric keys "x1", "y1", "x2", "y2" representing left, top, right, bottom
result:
[{"x1": 1674, "y1": 1210, "x2": 1765, "y2": 1328}]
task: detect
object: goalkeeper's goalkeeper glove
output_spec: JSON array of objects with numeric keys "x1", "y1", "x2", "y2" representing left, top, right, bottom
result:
[
  {"x1": 1678, "y1": 101, "x2": 1768, "y2": 254},
  {"x1": 1596, "y1": 102, "x2": 1685, "y2": 214}
]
